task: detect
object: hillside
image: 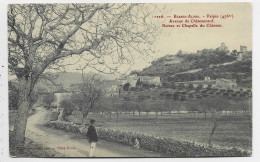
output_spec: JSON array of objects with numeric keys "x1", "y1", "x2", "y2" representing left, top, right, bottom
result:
[
  {"x1": 138, "y1": 50, "x2": 252, "y2": 87},
  {"x1": 139, "y1": 50, "x2": 237, "y2": 77}
]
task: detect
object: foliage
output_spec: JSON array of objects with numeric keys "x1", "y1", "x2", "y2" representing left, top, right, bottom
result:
[
  {"x1": 123, "y1": 83, "x2": 131, "y2": 91},
  {"x1": 200, "y1": 97, "x2": 230, "y2": 113},
  {"x1": 176, "y1": 49, "x2": 183, "y2": 56},
  {"x1": 60, "y1": 98, "x2": 74, "y2": 116},
  {"x1": 42, "y1": 93, "x2": 54, "y2": 109},
  {"x1": 136, "y1": 78, "x2": 143, "y2": 87},
  {"x1": 185, "y1": 100, "x2": 199, "y2": 113},
  {"x1": 50, "y1": 112, "x2": 60, "y2": 121}
]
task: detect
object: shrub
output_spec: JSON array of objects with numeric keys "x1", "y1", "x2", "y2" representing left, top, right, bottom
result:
[{"x1": 50, "y1": 112, "x2": 60, "y2": 121}]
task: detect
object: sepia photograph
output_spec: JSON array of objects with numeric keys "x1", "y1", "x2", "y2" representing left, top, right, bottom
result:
[{"x1": 4, "y1": 1, "x2": 254, "y2": 159}]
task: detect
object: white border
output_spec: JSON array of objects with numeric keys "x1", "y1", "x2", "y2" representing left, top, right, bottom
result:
[{"x1": 0, "y1": 0, "x2": 259, "y2": 162}]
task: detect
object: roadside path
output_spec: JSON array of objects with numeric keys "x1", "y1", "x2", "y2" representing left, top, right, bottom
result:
[{"x1": 25, "y1": 107, "x2": 162, "y2": 157}]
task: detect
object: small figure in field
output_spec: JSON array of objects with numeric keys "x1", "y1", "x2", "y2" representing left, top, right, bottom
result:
[
  {"x1": 86, "y1": 119, "x2": 98, "y2": 157},
  {"x1": 133, "y1": 138, "x2": 140, "y2": 149}
]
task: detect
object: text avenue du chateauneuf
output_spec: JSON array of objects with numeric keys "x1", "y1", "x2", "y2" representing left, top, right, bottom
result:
[{"x1": 160, "y1": 14, "x2": 232, "y2": 28}]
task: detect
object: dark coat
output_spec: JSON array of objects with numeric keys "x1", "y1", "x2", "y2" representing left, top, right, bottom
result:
[{"x1": 86, "y1": 125, "x2": 98, "y2": 142}]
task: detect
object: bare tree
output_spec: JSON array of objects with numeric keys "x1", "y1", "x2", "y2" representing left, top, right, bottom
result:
[
  {"x1": 70, "y1": 76, "x2": 102, "y2": 124},
  {"x1": 172, "y1": 100, "x2": 183, "y2": 114},
  {"x1": 186, "y1": 100, "x2": 199, "y2": 117},
  {"x1": 208, "y1": 111, "x2": 221, "y2": 147},
  {"x1": 8, "y1": 3, "x2": 159, "y2": 146},
  {"x1": 229, "y1": 97, "x2": 252, "y2": 114},
  {"x1": 100, "y1": 96, "x2": 121, "y2": 120},
  {"x1": 199, "y1": 97, "x2": 230, "y2": 146}
]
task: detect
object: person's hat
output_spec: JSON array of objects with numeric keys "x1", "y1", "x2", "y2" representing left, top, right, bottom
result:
[{"x1": 90, "y1": 119, "x2": 95, "y2": 124}]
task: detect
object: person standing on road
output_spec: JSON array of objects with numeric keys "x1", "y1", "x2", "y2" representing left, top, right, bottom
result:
[{"x1": 86, "y1": 119, "x2": 98, "y2": 157}]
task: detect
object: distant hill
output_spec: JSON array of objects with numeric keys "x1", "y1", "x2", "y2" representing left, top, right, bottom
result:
[
  {"x1": 138, "y1": 50, "x2": 252, "y2": 87},
  {"x1": 35, "y1": 72, "x2": 120, "y2": 92},
  {"x1": 139, "y1": 50, "x2": 236, "y2": 77}
]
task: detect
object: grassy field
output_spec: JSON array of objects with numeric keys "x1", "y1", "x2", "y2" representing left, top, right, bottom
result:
[{"x1": 87, "y1": 112, "x2": 252, "y2": 151}]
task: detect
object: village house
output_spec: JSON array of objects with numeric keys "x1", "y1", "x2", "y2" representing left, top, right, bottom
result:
[
  {"x1": 175, "y1": 80, "x2": 216, "y2": 89},
  {"x1": 117, "y1": 74, "x2": 161, "y2": 88},
  {"x1": 216, "y1": 78, "x2": 237, "y2": 89},
  {"x1": 117, "y1": 74, "x2": 139, "y2": 87},
  {"x1": 138, "y1": 76, "x2": 161, "y2": 86},
  {"x1": 106, "y1": 85, "x2": 119, "y2": 97},
  {"x1": 204, "y1": 76, "x2": 211, "y2": 82}
]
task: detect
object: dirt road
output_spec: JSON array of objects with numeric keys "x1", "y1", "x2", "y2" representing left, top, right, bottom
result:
[{"x1": 25, "y1": 107, "x2": 162, "y2": 157}]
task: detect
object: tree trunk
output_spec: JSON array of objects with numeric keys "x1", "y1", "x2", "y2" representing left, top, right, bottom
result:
[
  {"x1": 116, "y1": 112, "x2": 119, "y2": 122},
  {"x1": 204, "y1": 111, "x2": 207, "y2": 119},
  {"x1": 168, "y1": 110, "x2": 171, "y2": 115},
  {"x1": 82, "y1": 111, "x2": 89, "y2": 124},
  {"x1": 155, "y1": 110, "x2": 158, "y2": 119},
  {"x1": 196, "y1": 117, "x2": 199, "y2": 131},
  {"x1": 209, "y1": 121, "x2": 218, "y2": 147},
  {"x1": 11, "y1": 78, "x2": 31, "y2": 150},
  {"x1": 138, "y1": 108, "x2": 141, "y2": 116}
]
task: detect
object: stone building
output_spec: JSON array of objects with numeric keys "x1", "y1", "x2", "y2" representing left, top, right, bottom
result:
[
  {"x1": 240, "y1": 45, "x2": 247, "y2": 54},
  {"x1": 117, "y1": 74, "x2": 161, "y2": 87},
  {"x1": 204, "y1": 76, "x2": 211, "y2": 82},
  {"x1": 139, "y1": 76, "x2": 161, "y2": 86},
  {"x1": 217, "y1": 42, "x2": 229, "y2": 52},
  {"x1": 216, "y1": 78, "x2": 237, "y2": 89}
]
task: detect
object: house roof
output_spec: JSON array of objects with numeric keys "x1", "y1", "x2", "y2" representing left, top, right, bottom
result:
[
  {"x1": 175, "y1": 80, "x2": 216, "y2": 85},
  {"x1": 188, "y1": 80, "x2": 216, "y2": 85},
  {"x1": 139, "y1": 76, "x2": 159, "y2": 80},
  {"x1": 217, "y1": 78, "x2": 236, "y2": 83}
]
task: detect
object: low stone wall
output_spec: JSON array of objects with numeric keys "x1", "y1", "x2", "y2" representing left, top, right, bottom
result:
[{"x1": 46, "y1": 121, "x2": 251, "y2": 157}]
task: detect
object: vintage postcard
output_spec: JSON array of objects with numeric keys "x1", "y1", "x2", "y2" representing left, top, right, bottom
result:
[{"x1": 7, "y1": 2, "x2": 252, "y2": 158}]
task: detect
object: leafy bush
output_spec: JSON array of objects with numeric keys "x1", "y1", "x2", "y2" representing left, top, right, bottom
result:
[{"x1": 50, "y1": 112, "x2": 60, "y2": 121}]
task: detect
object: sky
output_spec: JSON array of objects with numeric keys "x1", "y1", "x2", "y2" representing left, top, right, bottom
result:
[{"x1": 61, "y1": 3, "x2": 252, "y2": 75}]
